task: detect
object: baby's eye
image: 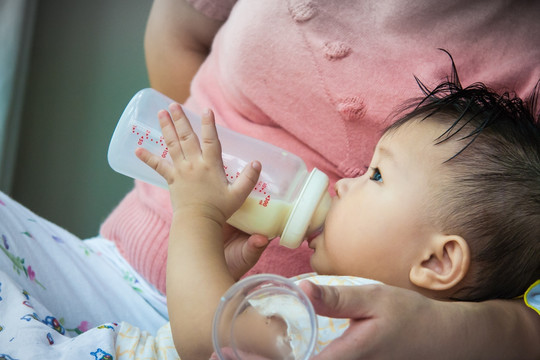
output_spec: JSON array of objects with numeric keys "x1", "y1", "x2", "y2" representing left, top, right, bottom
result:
[{"x1": 369, "y1": 167, "x2": 383, "y2": 182}]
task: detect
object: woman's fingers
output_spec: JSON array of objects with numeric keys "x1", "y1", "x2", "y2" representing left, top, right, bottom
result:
[{"x1": 299, "y1": 281, "x2": 377, "y2": 319}]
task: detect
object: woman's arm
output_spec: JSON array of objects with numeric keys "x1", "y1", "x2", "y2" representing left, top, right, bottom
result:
[
  {"x1": 301, "y1": 282, "x2": 540, "y2": 360},
  {"x1": 144, "y1": 0, "x2": 224, "y2": 103}
]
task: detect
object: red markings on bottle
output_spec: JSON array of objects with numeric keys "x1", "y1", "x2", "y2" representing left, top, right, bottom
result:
[
  {"x1": 223, "y1": 170, "x2": 271, "y2": 206},
  {"x1": 259, "y1": 195, "x2": 271, "y2": 207},
  {"x1": 223, "y1": 166, "x2": 241, "y2": 181},
  {"x1": 132, "y1": 125, "x2": 167, "y2": 149},
  {"x1": 256, "y1": 181, "x2": 271, "y2": 206}
]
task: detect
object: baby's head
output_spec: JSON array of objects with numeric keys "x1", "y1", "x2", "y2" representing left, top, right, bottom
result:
[{"x1": 309, "y1": 65, "x2": 540, "y2": 301}]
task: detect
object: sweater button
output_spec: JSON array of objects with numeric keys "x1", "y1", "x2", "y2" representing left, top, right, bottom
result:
[
  {"x1": 288, "y1": 0, "x2": 317, "y2": 22},
  {"x1": 337, "y1": 96, "x2": 366, "y2": 122},
  {"x1": 323, "y1": 41, "x2": 352, "y2": 60}
]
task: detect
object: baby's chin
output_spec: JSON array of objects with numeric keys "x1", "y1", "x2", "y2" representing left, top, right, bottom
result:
[{"x1": 309, "y1": 252, "x2": 331, "y2": 276}]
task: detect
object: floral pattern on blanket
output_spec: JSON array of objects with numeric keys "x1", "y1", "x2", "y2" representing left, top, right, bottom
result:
[
  {"x1": 1, "y1": 234, "x2": 46, "y2": 289},
  {"x1": 0, "y1": 275, "x2": 118, "y2": 359}
]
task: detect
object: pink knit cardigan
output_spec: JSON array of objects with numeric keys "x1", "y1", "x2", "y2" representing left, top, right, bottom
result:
[{"x1": 101, "y1": 0, "x2": 540, "y2": 294}]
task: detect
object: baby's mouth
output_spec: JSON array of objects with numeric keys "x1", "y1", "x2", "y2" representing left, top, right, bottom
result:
[{"x1": 306, "y1": 226, "x2": 324, "y2": 248}]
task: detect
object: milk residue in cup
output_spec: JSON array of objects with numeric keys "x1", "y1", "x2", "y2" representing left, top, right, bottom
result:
[{"x1": 249, "y1": 293, "x2": 313, "y2": 360}]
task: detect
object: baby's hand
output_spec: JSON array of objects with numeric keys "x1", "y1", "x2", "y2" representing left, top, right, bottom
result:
[{"x1": 136, "y1": 103, "x2": 261, "y2": 226}]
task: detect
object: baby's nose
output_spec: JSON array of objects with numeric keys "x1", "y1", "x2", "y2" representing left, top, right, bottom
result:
[{"x1": 335, "y1": 178, "x2": 352, "y2": 196}]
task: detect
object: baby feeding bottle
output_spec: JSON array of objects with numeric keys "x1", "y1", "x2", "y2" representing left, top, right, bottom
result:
[
  {"x1": 212, "y1": 274, "x2": 317, "y2": 360},
  {"x1": 107, "y1": 88, "x2": 331, "y2": 248}
]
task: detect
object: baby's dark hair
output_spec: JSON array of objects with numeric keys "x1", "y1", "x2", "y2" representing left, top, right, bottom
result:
[{"x1": 387, "y1": 51, "x2": 540, "y2": 301}]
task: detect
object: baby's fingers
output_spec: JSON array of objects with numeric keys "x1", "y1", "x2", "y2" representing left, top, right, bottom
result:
[
  {"x1": 135, "y1": 147, "x2": 172, "y2": 182},
  {"x1": 200, "y1": 109, "x2": 222, "y2": 159},
  {"x1": 157, "y1": 109, "x2": 184, "y2": 161},
  {"x1": 231, "y1": 161, "x2": 262, "y2": 200},
  {"x1": 168, "y1": 103, "x2": 201, "y2": 160}
]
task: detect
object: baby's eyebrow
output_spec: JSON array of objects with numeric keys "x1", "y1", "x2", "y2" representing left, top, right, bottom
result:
[
  {"x1": 376, "y1": 145, "x2": 406, "y2": 175},
  {"x1": 377, "y1": 146, "x2": 395, "y2": 162}
]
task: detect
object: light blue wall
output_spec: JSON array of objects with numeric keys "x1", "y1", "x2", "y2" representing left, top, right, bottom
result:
[{"x1": 11, "y1": 0, "x2": 153, "y2": 238}]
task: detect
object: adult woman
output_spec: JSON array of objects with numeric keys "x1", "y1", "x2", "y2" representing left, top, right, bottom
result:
[{"x1": 101, "y1": 0, "x2": 540, "y2": 358}]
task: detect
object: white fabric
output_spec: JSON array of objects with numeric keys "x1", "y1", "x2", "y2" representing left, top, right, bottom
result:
[
  {"x1": 85, "y1": 237, "x2": 169, "y2": 319},
  {"x1": 116, "y1": 322, "x2": 179, "y2": 360},
  {"x1": 0, "y1": 191, "x2": 168, "y2": 337},
  {"x1": 0, "y1": 269, "x2": 118, "y2": 359}
]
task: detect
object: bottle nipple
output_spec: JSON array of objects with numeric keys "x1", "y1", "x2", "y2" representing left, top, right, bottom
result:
[
  {"x1": 307, "y1": 191, "x2": 331, "y2": 234},
  {"x1": 280, "y1": 169, "x2": 329, "y2": 249}
]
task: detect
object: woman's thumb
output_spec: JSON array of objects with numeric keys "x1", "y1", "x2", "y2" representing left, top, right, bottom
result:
[{"x1": 299, "y1": 281, "x2": 373, "y2": 319}]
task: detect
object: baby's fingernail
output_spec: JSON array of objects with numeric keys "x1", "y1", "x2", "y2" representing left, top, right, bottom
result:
[
  {"x1": 311, "y1": 283, "x2": 323, "y2": 300},
  {"x1": 157, "y1": 109, "x2": 167, "y2": 117},
  {"x1": 251, "y1": 161, "x2": 262, "y2": 171},
  {"x1": 169, "y1": 103, "x2": 182, "y2": 114}
]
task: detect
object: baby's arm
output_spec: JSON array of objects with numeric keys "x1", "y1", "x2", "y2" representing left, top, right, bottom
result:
[{"x1": 136, "y1": 104, "x2": 261, "y2": 360}]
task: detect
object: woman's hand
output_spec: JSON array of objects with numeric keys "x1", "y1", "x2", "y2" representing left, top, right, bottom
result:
[
  {"x1": 300, "y1": 281, "x2": 540, "y2": 360},
  {"x1": 301, "y1": 281, "x2": 443, "y2": 360}
]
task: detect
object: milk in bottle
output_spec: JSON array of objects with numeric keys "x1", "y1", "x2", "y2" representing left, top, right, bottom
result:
[{"x1": 107, "y1": 88, "x2": 330, "y2": 248}]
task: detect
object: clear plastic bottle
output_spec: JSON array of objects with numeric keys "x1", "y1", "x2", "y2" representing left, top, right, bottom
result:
[
  {"x1": 107, "y1": 88, "x2": 331, "y2": 248},
  {"x1": 212, "y1": 274, "x2": 317, "y2": 360}
]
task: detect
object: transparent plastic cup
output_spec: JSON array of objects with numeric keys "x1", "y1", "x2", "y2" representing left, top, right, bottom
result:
[
  {"x1": 107, "y1": 88, "x2": 331, "y2": 248},
  {"x1": 212, "y1": 274, "x2": 317, "y2": 360}
]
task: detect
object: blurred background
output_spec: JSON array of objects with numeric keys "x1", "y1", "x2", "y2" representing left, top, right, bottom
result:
[{"x1": 1, "y1": 0, "x2": 153, "y2": 238}]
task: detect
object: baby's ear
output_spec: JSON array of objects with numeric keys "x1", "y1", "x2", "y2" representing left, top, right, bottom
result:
[{"x1": 409, "y1": 234, "x2": 470, "y2": 292}]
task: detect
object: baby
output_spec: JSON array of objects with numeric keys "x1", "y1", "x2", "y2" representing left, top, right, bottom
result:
[{"x1": 134, "y1": 64, "x2": 540, "y2": 359}]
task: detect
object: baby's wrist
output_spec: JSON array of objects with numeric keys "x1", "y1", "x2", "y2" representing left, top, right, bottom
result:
[{"x1": 172, "y1": 206, "x2": 227, "y2": 229}]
